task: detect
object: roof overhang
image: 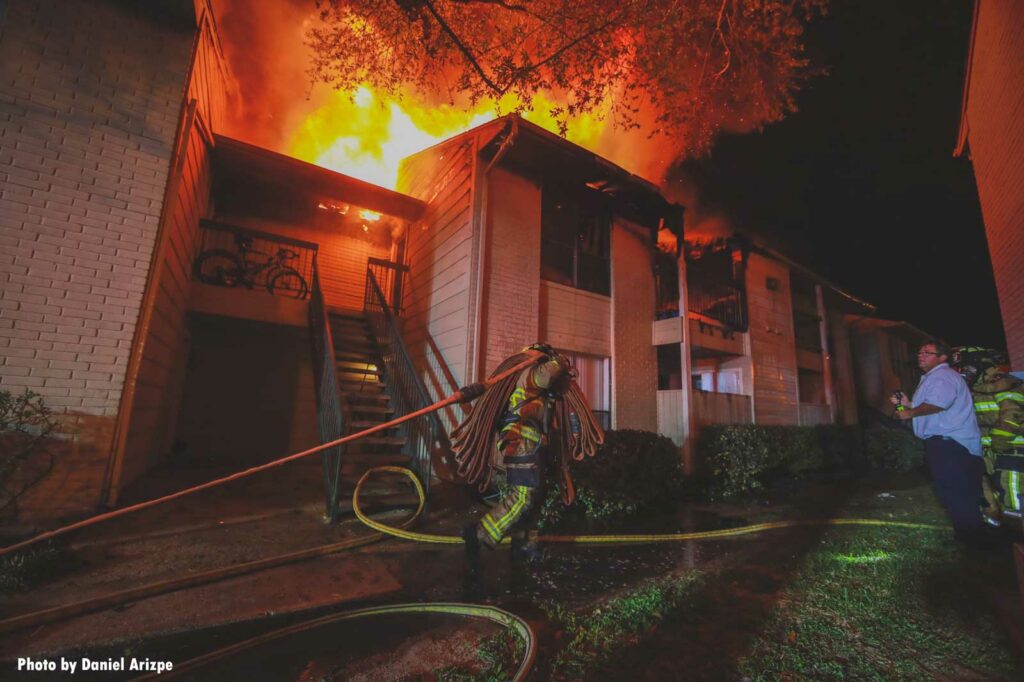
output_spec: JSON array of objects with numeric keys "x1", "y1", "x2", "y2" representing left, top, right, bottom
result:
[
  {"x1": 211, "y1": 135, "x2": 426, "y2": 222},
  {"x1": 481, "y1": 116, "x2": 684, "y2": 238}
]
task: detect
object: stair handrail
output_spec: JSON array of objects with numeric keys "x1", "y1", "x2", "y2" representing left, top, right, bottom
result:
[
  {"x1": 363, "y1": 265, "x2": 447, "y2": 491},
  {"x1": 308, "y1": 257, "x2": 346, "y2": 521}
]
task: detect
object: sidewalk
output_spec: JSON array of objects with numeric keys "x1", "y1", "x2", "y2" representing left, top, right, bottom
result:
[{"x1": 0, "y1": 458, "x2": 473, "y2": 660}]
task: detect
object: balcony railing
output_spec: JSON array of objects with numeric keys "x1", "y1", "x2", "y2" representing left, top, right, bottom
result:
[
  {"x1": 687, "y1": 283, "x2": 748, "y2": 331},
  {"x1": 308, "y1": 259, "x2": 347, "y2": 522},
  {"x1": 194, "y1": 220, "x2": 316, "y2": 300},
  {"x1": 364, "y1": 265, "x2": 447, "y2": 491}
]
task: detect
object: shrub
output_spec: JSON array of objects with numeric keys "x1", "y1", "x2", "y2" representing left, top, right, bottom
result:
[
  {"x1": 0, "y1": 389, "x2": 58, "y2": 518},
  {"x1": 698, "y1": 424, "x2": 863, "y2": 499},
  {"x1": 0, "y1": 540, "x2": 68, "y2": 595},
  {"x1": 538, "y1": 429, "x2": 687, "y2": 529},
  {"x1": 862, "y1": 422, "x2": 924, "y2": 472}
]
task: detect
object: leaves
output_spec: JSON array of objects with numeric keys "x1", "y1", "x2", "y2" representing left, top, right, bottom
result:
[{"x1": 308, "y1": 0, "x2": 828, "y2": 157}]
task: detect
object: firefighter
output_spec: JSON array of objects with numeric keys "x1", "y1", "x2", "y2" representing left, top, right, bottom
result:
[
  {"x1": 451, "y1": 344, "x2": 604, "y2": 570},
  {"x1": 952, "y1": 347, "x2": 1024, "y2": 528}
]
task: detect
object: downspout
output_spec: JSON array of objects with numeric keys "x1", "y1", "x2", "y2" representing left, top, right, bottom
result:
[{"x1": 469, "y1": 117, "x2": 519, "y2": 381}]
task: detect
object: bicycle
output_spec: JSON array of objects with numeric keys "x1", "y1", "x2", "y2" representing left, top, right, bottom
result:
[{"x1": 194, "y1": 234, "x2": 310, "y2": 299}]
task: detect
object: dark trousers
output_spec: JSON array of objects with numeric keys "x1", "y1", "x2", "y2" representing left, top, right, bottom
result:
[{"x1": 924, "y1": 436, "x2": 984, "y2": 534}]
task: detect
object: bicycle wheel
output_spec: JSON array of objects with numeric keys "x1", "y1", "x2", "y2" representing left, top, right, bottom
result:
[
  {"x1": 195, "y1": 250, "x2": 243, "y2": 287},
  {"x1": 268, "y1": 268, "x2": 309, "y2": 299}
]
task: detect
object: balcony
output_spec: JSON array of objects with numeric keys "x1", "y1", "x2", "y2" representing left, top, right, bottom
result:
[{"x1": 190, "y1": 220, "x2": 317, "y2": 326}]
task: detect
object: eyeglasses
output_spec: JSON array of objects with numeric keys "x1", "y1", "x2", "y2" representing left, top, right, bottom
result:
[{"x1": 917, "y1": 351, "x2": 939, "y2": 356}]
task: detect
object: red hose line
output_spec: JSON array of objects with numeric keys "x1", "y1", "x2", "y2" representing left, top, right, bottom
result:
[{"x1": 0, "y1": 353, "x2": 543, "y2": 558}]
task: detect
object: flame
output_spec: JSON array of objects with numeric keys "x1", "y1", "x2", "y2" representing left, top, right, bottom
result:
[{"x1": 288, "y1": 85, "x2": 611, "y2": 190}]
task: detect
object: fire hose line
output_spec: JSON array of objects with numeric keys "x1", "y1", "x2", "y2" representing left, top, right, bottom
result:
[
  {"x1": 0, "y1": 345, "x2": 948, "y2": 679},
  {"x1": 132, "y1": 602, "x2": 536, "y2": 682},
  {"x1": 0, "y1": 353, "x2": 547, "y2": 560},
  {"x1": 352, "y1": 466, "x2": 951, "y2": 545},
  {"x1": 139, "y1": 468, "x2": 945, "y2": 681}
]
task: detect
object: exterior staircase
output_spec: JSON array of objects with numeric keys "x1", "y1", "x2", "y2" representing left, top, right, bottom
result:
[{"x1": 327, "y1": 312, "x2": 411, "y2": 480}]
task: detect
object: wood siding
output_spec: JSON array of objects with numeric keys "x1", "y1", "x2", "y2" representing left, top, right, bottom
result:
[
  {"x1": 746, "y1": 253, "x2": 799, "y2": 424},
  {"x1": 540, "y1": 282, "x2": 611, "y2": 357},
  {"x1": 693, "y1": 390, "x2": 753, "y2": 427},
  {"x1": 119, "y1": 12, "x2": 230, "y2": 489},
  {"x1": 396, "y1": 138, "x2": 476, "y2": 431}
]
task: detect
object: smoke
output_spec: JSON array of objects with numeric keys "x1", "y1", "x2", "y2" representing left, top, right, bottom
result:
[
  {"x1": 661, "y1": 169, "x2": 735, "y2": 243},
  {"x1": 213, "y1": 0, "x2": 328, "y2": 151}
]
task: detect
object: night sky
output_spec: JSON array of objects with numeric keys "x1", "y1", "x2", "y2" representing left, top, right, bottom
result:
[{"x1": 671, "y1": 0, "x2": 1005, "y2": 349}]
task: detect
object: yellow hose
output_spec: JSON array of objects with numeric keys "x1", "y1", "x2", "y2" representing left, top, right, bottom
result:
[
  {"x1": 354, "y1": 466, "x2": 949, "y2": 545},
  {"x1": 134, "y1": 602, "x2": 535, "y2": 682}
]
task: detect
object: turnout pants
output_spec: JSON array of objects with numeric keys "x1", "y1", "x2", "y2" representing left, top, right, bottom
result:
[{"x1": 474, "y1": 447, "x2": 545, "y2": 550}]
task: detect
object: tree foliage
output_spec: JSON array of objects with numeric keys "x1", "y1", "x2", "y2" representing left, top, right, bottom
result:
[{"x1": 308, "y1": 0, "x2": 827, "y2": 156}]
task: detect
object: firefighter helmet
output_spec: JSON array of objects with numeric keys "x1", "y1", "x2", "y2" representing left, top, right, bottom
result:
[{"x1": 951, "y1": 346, "x2": 1008, "y2": 386}]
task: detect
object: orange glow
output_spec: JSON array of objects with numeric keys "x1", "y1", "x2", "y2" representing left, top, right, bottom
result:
[{"x1": 288, "y1": 85, "x2": 611, "y2": 190}]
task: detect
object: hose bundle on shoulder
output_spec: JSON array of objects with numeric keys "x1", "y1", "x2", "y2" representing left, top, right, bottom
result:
[{"x1": 450, "y1": 350, "x2": 606, "y2": 503}]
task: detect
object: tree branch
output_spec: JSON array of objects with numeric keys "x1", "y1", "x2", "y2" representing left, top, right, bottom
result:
[{"x1": 416, "y1": 0, "x2": 504, "y2": 95}]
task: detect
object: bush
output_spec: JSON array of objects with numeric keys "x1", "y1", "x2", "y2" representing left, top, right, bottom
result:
[
  {"x1": 698, "y1": 424, "x2": 863, "y2": 499},
  {"x1": 537, "y1": 429, "x2": 687, "y2": 529},
  {"x1": 862, "y1": 422, "x2": 923, "y2": 472},
  {"x1": 0, "y1": 539, "x2": 68, "y2": 595},
  {"x1": 0, "y1": 389, "x2": 58, "y2": 518}
]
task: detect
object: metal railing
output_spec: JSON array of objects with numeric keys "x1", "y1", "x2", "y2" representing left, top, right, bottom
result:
[
  {"x1": 364, "y1": 265, "x2": 446, "y2": 491},
  {"x1": 195, "y1": 220, "x2": 316, "y2": 300},
  {"x1": 308, "y1": 258, "x2": 347, "y2": 522},
  {"x1": 686, "y1": 282, "x2": 748, "y2": 331},
  {"x1": 368, "y1": 257, "x2": 408, "y2": 314}
]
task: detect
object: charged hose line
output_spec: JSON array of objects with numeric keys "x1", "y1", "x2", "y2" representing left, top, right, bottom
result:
[
  {"x1": 354, "y1": 467, "x2": 950, "y2": 546},
  {"x1": 131, "y1": 602, "x2": 535, "y2": 682},
  {"x1": 0, "y1": 354, "x2": 545, "y2": 559},
  {"x1": 0, "y1": 484, "x2": 426, "y2": 635}
]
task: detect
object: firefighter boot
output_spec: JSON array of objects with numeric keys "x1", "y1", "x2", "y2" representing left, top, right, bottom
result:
[
  {"x1": 510, "y1": 531, "x2": 543, "y2": 568},
  {"x1": 461, "y1": 524, "x2": 481, "y2": 574}
]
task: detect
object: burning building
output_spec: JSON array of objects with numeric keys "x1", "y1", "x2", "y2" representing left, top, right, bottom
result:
[{"x1": 0, "y1": 0, "x2": 930, "y2": 522}]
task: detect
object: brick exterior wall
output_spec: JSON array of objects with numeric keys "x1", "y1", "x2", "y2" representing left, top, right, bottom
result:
[
  {"x1": 479, "y1": 167, "x2": 542, "y2": 376},
  {"x1": 611, "y1": 221, "x2": 658, "y2": 432},
  {"x1": 0, "y1": 0, "x2": 194, "y2": 519},
  {"x1": 961, "y1": 0, "x2": 1024, "y2": 370}
]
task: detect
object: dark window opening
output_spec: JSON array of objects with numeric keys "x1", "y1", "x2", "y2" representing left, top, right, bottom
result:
[
  {"x1": 685, "y1": 237, "x2": 749, "y2": 331},
  {"x1": 541, "y1": 185, "x2": 611, "y2": 296},
  {"x1": 657, "y1": 343, "x2": 683, "y2": 390}
]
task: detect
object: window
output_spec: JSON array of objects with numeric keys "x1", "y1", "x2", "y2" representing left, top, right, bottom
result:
[
  {"x1": 541, "y1": 186, "x2": 611, "y2": 296},
  {"x1": 562, "y1": 351, "x2": 611, "y2": 430}
]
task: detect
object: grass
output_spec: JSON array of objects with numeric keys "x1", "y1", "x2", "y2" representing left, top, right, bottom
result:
[
  {"x1": 735, "y1": 525, "x2": 1021, "y2": 681},
  {"x1": 435, "y1": 478, "x2": 1023, "y2": 680}
]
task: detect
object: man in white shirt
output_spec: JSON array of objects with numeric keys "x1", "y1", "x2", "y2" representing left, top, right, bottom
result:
[{"x1": 892, "y1": 340, "x2": 987, "y2": 545}]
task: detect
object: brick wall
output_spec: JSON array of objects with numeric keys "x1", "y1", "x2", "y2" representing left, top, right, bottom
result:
[
  {"x1": 479, "y1": 167, "x2": 542, "y2": 376},
  {"x1": 610, "y1": 221, "x2": 658, "y2": 432},
  {"x1": 963, "y1": 0, "x2": 1024, "y2": 369},
  {"x1": 0, "y1": 0, "x2": 194, "y2": 519}
]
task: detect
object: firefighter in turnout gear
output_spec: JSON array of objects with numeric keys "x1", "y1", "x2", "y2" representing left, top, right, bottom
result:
[
  {"x1": 952, "y1": 347, "x2": 1024, "y2": 527},
  {"x1": 452, "y1": 344, "x2": 604, "y2": 570}
]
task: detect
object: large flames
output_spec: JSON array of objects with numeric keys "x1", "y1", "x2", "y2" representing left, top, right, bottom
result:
[{"x1": 288, "y1": 85, "x2": 613, "y2": 190}]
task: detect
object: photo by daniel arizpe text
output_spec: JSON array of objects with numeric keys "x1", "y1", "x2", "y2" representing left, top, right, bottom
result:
[{"x1": 17, "y1": 656, "x2": 173, "y2": 674}]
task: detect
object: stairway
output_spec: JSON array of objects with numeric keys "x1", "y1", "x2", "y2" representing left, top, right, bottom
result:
[{"x1": 327, "y1": 312, "x2": 411, "y2": 479}]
